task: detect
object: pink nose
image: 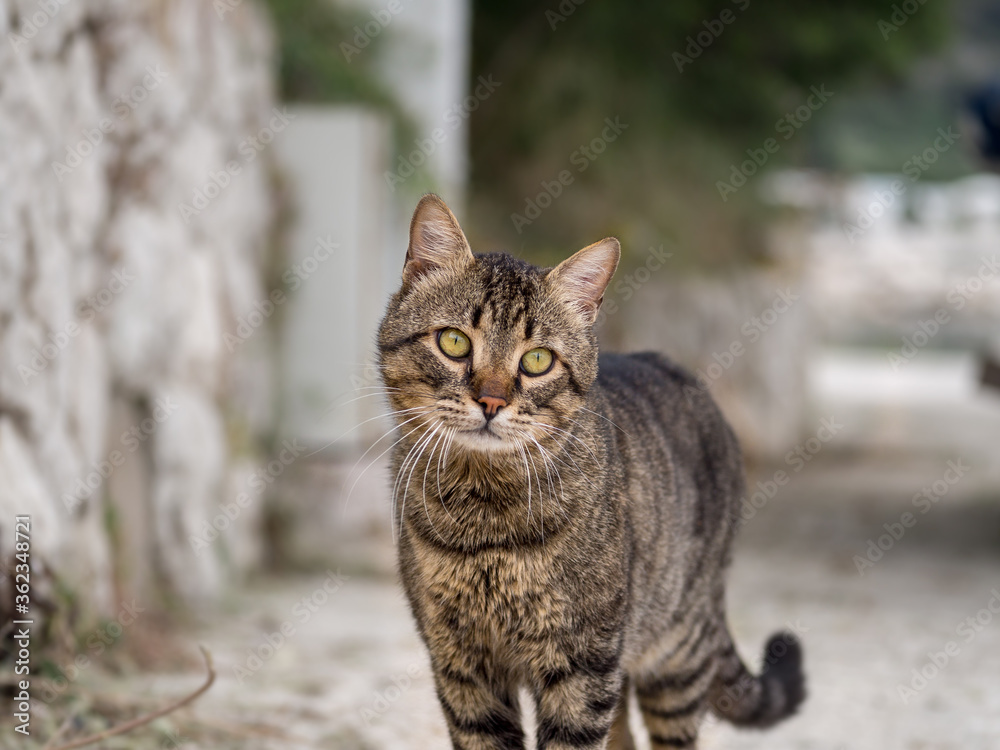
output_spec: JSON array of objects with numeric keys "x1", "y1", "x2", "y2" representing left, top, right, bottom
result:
[{"x1": 478, "y1": 395, "x2": 507, "y2": 417}]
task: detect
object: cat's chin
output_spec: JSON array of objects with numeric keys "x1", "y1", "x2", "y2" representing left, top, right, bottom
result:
[{"x1": 451, "y1": 427, "x2": 519, "y2": 454}]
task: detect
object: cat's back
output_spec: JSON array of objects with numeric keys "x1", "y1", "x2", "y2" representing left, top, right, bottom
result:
[
  {"x1": 594, "y1": 351, "x2": 744, "y2": 517},
  {"x1": 596, "y1": 351, "x2": 722, "y2": 436},
  {"x1": 596, "y1": 351, "x2": 701, "y2": 412}
]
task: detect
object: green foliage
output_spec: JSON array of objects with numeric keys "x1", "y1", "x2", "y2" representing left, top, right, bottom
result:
[
  {"x1": 467, "y1": 0, "x2": 953, "y2": 267},
  {"x1": 258, "y1": 0, "x2": 417, "y2": 145},
  {"x1": 260, "y1": 0, "x2": 390, "y2": 105},
  {"x1": 476, "y1": 1, "x2": 947, "y2": 140}
]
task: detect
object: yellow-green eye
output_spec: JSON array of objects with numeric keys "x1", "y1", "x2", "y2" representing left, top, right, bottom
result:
[
  {"x1": 521, "y1": 348, "x2": 554, "y2": 376},
  {"x1": 438, "y1": 328, "x2": 471, "y2": 359}
]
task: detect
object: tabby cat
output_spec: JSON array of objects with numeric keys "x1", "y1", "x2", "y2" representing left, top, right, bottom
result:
[{"x1": 376, "y1": 195, "x2": 805, "y2": 749}]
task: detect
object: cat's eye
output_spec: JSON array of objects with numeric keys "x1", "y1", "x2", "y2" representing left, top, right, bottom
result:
[
  {"x1": 521, "y1": 348, "x2": 554, "y2": 376},
  {"x1": 438, "y1": 328, "x2": 471, "y2": 359}
]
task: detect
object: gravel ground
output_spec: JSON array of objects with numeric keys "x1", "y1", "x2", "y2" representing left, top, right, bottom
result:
[{"x1": 17, "y1": 455, "x2": 999, "y2": 749}]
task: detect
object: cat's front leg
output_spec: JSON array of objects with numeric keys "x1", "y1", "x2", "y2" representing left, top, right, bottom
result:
[
  {"x1": 533, "y1": 651, "x2": 626, "y2": 750},
  {"x1": 431, "y1": 658, "x2": 525, "y2": 750}
]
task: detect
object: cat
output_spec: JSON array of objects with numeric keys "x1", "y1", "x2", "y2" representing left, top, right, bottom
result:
[{"x1": 376, "y1": 194, "x2": 805, "y2": 749}]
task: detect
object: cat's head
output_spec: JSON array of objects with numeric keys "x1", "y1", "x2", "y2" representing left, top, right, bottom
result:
[{"x1": 377, "y1": 194, "x2": 619, "y2": 454}]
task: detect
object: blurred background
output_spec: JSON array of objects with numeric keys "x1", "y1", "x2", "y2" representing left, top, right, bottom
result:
[{"x1": 1, "y1": 0, "x2": 999, "y2": 747}]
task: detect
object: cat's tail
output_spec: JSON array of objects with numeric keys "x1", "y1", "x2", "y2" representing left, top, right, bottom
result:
[{"x1": 708, "y1": 630, "x2": 805, "y2": 728}]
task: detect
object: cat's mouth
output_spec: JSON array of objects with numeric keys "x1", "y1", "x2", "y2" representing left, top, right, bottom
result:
[
  {"x1": 466, "y1": 421, "x2": 504, "y2": 442},
  {"x1": 449, "y1": 421, "x2": 516, "y2": 453}
]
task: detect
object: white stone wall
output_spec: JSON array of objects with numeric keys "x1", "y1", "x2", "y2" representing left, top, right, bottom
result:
[
  {"x1": 0, "y1": 0, "x2": 276, "y2": 613},
  {"x1": 766, "y1": 170, "x2": 1000, "y2": 341}
]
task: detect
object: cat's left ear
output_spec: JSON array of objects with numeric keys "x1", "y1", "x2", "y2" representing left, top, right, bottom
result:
[
  {"x1": 546, "y1": 238, "x2": 621, "y2": 324},
  {"x1": 403, "y1": 194, "x2": 475, "y2": 285}
]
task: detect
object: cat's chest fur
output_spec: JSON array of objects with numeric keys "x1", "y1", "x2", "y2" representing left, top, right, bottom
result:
[
  {"x1": 396, "y1": 447, "x2": 628, "y2": 668},
  {"x1": 405, "y1": 535, "x2": 569, "y2": 640}
]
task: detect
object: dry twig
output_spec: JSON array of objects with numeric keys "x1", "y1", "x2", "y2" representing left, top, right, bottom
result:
[
  {"x1": 41, "y1": 714, "x2": 75, "y2": 750},
  {"x1": 48, "y1": 645, "x2": 216, "y2": 750}
]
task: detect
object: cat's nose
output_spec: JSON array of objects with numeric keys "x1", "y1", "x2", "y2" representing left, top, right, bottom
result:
[{"x1": 477, "y1": 395, "x2": 507, "y2": 419}]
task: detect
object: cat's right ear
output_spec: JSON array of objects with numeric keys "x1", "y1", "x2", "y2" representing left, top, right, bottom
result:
[{"x1": 403, "y1": 194, "x2": 474, "y2": 285}]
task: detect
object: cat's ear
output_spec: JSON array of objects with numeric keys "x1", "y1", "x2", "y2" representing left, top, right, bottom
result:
[
  {"x1": 403, "y1": 194, "x2": 474, "y2": 284},
  {"x1": 546, "y1": 238, "x2": 621, "y2": 323}
]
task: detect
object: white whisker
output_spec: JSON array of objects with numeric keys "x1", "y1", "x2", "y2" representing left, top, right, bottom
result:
[
  {"x1": 517, "y1": 441, "x2": 533, "y2": 529},
  {"x1": 533, "y1": 421, "x2": 601, "y2": 464},
  {"x1": 527, "y1": 435, "x2": 569, "y2": 525},
  {"x1": 391, "y1": 424, "x2": 438, "y2": 541},
  {"x1": 524, "y1": 442, "x2": 546, "y2": 540},
  {"x1": 340, "y1": 408, "x2": 443, "y2": 522},
  {"x1": 437, "y1": 427, "x2": 458, "y2": 524},
  {"x1": 578, "y1": 407, "x2": 630, "y2": 437},
  {"x1": 421, "y1": 425, "x2": 450, "y2": 543},
  {"x1": 396, "y1": 424, "x2": 439, "y2": 542},
  {"x1": 307, "y1": 405, "x2": 432, "y2": 459},
  {"x1": 532, "y1": 425, "x2": 598, "y2": 478}
]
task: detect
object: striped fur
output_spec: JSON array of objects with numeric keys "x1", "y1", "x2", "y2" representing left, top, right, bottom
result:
[{"x1": 377, "y1": 195, "x2": 805, "y2": 749}]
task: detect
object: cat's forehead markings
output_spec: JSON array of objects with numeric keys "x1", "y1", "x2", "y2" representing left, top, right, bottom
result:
[
  {"x1": 480, "y1": 282, "x2": 495, "y2": 312},
  {"x1": 468, "y1": 329, "x2": 491, "y2": 369}
]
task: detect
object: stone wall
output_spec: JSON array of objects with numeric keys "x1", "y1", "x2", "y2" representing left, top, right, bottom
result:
[{"x1": 0, "y1": 0, "x2": 276, "y2": 615}]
